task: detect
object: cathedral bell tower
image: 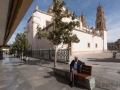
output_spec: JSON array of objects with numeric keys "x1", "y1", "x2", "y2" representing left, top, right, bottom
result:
[
  {"x1": 95, "y1": 4, "x2": 106, "y2": 30},
  {"x1": 81, "y1": 13, "x2": 86, "y2": 27}
]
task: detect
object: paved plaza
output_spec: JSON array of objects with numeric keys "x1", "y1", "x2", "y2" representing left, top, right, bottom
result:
[{"x1": 0, "y1": 52, "x2": 120, "y2": 90}]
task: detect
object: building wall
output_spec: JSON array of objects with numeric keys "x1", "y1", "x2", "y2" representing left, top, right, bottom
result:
[
  {"x1": 103, "y1": 30, "x2": 107, "y2": 50},
  {"x1": 62, "y1": 17, "x2": 82, "y2": 30},
  {"x1": 32, "y1": 11, "x2": 53, "y2": 28},
  {"x1": 24, "y1": 8, "x2": 107, "y2": 54},
  {"x1": 24, "y1": 11, "x2": 53, "y2": 50},
  {"x1": 72, "y1": 30, "x2": 103, "y2": 54},
  {"x1": 32, "y1": 11, "x2": 53, "y2": 50},
  {"x1": 107, "y1": 42, "x2": 116, "y2": 50},
  {"x1": 24, "y1": 18, "x2": 33, "y2": 49},
  {"x1": 37, "y1": 26, "x2": 53, "y2": 49}
]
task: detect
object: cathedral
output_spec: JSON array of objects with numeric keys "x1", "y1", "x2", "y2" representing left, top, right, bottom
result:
[{"x1": 24, "y1": 4, "x2": 107, "y2": 55}]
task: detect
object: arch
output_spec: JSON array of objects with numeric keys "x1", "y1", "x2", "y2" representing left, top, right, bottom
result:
[{"x1": 99, "y1": 22, "x2": 101, "y2": 26}]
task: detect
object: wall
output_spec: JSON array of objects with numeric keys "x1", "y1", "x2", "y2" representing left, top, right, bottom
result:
[
  {"x1": 25, "y1": 9, "x2": 107, "y2": 54},
  {"x1": 25, "y1": 10, "x2": 53, "y2": 50},
  {"x1": 72, "y1": 30, "x2": 103, "y2": 54},
  {"x1": 107, "y1": 42, "x2": 116, "y2": 50},
  {"x1": 24, "y1": 18, "x2": 33, "y2": 49},
  {"x1": 37, "y1": 26, "x2": 54, "y2": 49},
  {"x1": 103, "y1": 30, "x2": 107, "y2": 50}
]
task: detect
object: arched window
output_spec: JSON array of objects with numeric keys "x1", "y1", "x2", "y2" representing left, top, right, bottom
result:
[
  {"x1": 95, "y1": 44, "x2": 98, "y2": 48},
  {"x1": 88, "y1": 43, "x2": 90, "y2": 48},
  {"x1": 97, "y1": 23, "x2": 99, "y2": 28},
  {"x1": 100, "y1": 22, "x2": 101, "y2": 26}
]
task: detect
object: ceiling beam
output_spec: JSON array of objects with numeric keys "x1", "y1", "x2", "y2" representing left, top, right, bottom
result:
[{"x1": 3, "y1": 0, "x2": 33, "y2": 46}]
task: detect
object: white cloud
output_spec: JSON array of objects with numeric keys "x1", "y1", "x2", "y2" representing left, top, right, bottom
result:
[{"x1": 106, "y1": 12, "x2": 120, "y2": 42}]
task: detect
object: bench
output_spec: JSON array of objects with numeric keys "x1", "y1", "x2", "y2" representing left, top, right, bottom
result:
[
  {"x1": 54, "y1": 65, "x2": 95, "y2": 90},
  {"x1": 75, "y1": 65, "x2": 92, "y2": 84}
]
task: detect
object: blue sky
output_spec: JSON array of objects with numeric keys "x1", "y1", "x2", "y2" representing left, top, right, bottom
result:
[{"x1": 8, "y1": 0, "x2": 120, "y2": 44}]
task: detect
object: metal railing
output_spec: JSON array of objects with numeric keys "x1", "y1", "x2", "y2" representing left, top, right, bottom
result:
[{"x1": 26, "y1": 49, "x2": 70, "y2": 62}]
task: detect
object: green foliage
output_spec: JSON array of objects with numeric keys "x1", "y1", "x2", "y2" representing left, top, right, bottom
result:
[
  {"x1": 37, "y1": 0, "x2": 80, "y2": 46},
  {"x1": 115, "y1": 39, "x2": 120, "y2": 50},
  {"x1": 115, "y1": 45, "x2": 118, "y2": 50},
  {"x1": 10, "y1": 33, "x2": 30, "y2": 52},
  {"x1": 37, "y1": 27, "x2": 48, "y2": 39}
]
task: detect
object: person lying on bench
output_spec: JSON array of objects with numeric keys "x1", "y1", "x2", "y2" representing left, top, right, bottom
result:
[{"x1": 69, "y1": 56, "x2": 85, "y2": 87}]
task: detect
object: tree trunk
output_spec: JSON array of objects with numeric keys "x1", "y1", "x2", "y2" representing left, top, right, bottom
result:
[{"x1": 54, "y1": 46, "x2": 57, "y2": 67}]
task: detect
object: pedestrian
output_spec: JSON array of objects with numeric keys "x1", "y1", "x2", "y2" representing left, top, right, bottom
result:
[
  {"x1": 68, "y1": 56, "x2": 85, "y2": 87},
  {"x1": 113, "y1": 52, "x2": 116, "y2": 59}
]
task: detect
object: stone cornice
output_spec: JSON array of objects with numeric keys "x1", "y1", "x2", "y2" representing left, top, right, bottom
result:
[
  {"x1": 28, "y1": 15, "x2": 41, "y2": 23},
  {"x1": 33, "y1": 10, "x2": 53, "y2": 16},
  {"x1": 41, "y1": 22, "x2": 102, "y2": 38},
  {"x1": 32, "y1": 9, "x2": 81, "y2": 22},
  {"x1": 74, "y1": 28, "x2": 102, "y2": 37}
]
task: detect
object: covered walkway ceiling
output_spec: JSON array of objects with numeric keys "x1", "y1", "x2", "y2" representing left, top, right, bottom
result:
[{"x1": 0, "y1": 0, "x2": 33, "y2": 46}]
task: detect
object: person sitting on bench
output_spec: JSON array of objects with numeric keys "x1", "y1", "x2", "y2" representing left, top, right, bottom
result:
[{"x1": 69, "y1": 56, "x2": 85, "y2": 87}]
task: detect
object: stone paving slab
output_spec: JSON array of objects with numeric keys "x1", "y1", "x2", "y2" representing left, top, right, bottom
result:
[
  {"x1": 0, "y1": 53, "x2": 120, "y2": 90},
  {"x1": 0, "y1": 55, "x2": 87, "y2": 90}
]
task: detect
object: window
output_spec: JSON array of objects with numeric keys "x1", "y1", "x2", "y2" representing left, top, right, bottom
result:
[
  {"x1": 99, "y1": 22, "x2": 101, "y2": 26},
  {"x1": 97, "y1": 23, "x2": 99, "y2": 28},
  {"x1": 112, "y1": 46, "x2": 113, "y2": 48},
  {"x1": 96, "y1": 44, "x2": 97, "y2": 48},
  {"x1": 88, "y1": 43, "x2": 90, "y2": 48}
]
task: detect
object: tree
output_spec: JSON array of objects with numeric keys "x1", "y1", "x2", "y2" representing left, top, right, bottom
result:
[
  {"x1": 115, "y1": 38, "x2": 120, "y2": 52},
  {"x1": 37, "y1": 0, "x2": 80, "y2": 67},
  {"x1": 11, "y1": 33, "x2": 30, "y2": 57}
]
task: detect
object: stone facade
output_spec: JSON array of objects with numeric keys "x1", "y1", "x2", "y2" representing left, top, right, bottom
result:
[
  {"x1": 95, "y1": 4, "x2": 106, "y2": 30},
  {"x1": 24, "y1": 4, "x2": 107, "y2": 55},
  {"x1": 80, "y1": 13, "x2": 86, "y2": 28}
]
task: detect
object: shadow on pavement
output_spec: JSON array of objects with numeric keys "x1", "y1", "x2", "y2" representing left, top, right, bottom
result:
[
  {"x1": 117, "y1": 72, "x2": 120, "y2": 74},
  {"x1": 23, "y1": 59, "x2": 50, "y2": 66},
  {"x1": 44, "y1": 71, "x2": 86, "y2": 89},
  {"x1": 39, "y1": 65, "x2": 53, "y2": 69},
  {"x1": 87, "y1": 58, "x2": 120, "y2": 63},
  {"x1": 12, "y1": 64, "x2": 24, "y2": 66},
  {"x1": 4, "y1": 58, "x2": 51, "y2": 67}
]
